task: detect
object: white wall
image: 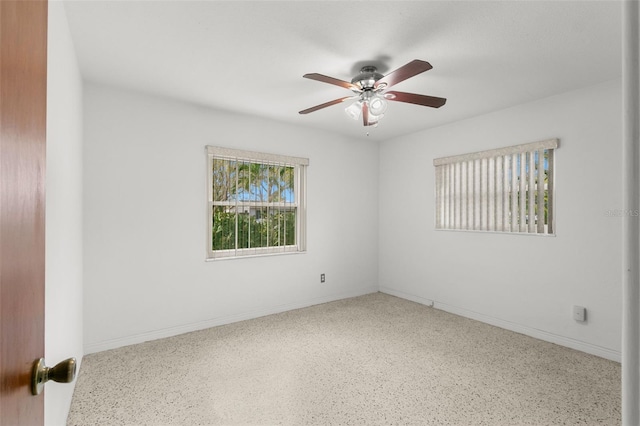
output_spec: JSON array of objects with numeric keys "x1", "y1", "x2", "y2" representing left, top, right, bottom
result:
[
  {"x1": 82, "y1": 76, "x2": 623, "y2": 363},
  {"x1": 46, "y1": 2, "x2": 84, "y2": 425},
  {"x1": 83, "y1": 84, "x2": 379, "y2": 353},
  {"x1": 379, "y1": 79, "x2": 623, "y2": 361}
]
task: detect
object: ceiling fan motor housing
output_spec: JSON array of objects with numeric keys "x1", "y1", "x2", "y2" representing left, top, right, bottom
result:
[{"x1": 351, "y1": 66, "x2": 384, "y2": 91}]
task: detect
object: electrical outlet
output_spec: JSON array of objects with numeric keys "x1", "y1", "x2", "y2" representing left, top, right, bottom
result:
[
  {"x1": 573, "y1": 305, "x2": 586, "y2": 322},
  {"x1": 320, "y1": 273, "x2": 325, "y2": 283}
]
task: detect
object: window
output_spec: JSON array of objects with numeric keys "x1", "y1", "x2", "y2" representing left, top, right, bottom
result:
[
  {"x1": 434, "y1": 138, "x2": 557, "y2": 235},
  {"x1": 206, "y1": 146, "x2": 308, "y2": 259}
]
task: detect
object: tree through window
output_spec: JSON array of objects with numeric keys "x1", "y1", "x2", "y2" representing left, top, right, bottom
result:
[{"x1": 207, "y1": 147, "x2": 308, "y2": 259}]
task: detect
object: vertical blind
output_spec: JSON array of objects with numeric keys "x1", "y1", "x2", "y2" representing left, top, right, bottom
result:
[
  {"x1": 207, "y1": 146, "x2": 308, "y2": 259},
  {"x1": 434, "y1": 138, "x2": 558, "y2": 235}
]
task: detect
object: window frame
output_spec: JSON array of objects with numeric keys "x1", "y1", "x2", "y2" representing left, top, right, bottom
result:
[
  {"x1": 206, "y1": 146, "x2": 308, "y2": 260},
  {"x1": 433, "y1": 138, "x2": 558, "y2": 236}
]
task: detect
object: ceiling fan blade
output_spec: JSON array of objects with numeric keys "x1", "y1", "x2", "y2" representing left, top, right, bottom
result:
[
  {"x1": 374, "y1": 60, "x2": 433, "y2": 90},
  {"x1": 385, "y1": 91, "x2": 447, "y2": 108},
  {"x1": 303, "y1": 73, "x2": 360, "y2": 91},
  {"x1": 298, "y1": 96, "x2": 353, "y2": 114}
]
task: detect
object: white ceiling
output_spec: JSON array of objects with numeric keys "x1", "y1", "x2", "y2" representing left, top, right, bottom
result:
[{"x1": 63, "y1": 0, "x2": 622, "y2": 142}]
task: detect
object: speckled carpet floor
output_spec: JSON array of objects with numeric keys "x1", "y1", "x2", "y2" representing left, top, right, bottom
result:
[{"x1": 67, "y1": 293, "x2": 620, "y2": 425}]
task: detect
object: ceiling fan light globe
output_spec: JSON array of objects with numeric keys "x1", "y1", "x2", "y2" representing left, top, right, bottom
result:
[
  {"x1": 369, "y1": 113, "x2": 384, "y2": 124},
  {"x1": 369, "y1": 95, "x2": 388, "y2": 116},
  {"x1": 344, "y1": 101, "x2": 362, "y2": 120}
]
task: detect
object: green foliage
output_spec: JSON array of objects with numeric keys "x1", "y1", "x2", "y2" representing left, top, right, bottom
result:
[
  {"x1": 211, "y1": 158, "x2": 297, "y2": 252},
  {"x1": 236, "y1": 162, "x2": 294, "y2": 203},
  {"x1": 212, "y1": 159, "x2": 294, "y2": 203},
  {"x1": 212, "y1": 209, "x2": 295, "y2": 251},
  {"x1": 508, "y1": 151, "x2": 549, "y2": 227}
]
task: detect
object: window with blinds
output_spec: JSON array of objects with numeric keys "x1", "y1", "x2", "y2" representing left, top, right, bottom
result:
[
  {"x1": 206, "y1": 146, "x2": 308, "y2": 259},
  {"x1": 434, "y1": 138, "x2": 557, "y2": 235}
]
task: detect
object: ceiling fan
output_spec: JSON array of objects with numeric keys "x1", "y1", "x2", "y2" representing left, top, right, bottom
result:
[{"x1": 299, "y1": 59, "x2": 446, "y2": 127}]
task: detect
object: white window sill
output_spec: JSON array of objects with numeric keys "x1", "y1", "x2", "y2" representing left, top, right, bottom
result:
[{"x1": 205, "y1": 250, "x2": 306, "y2": 262}]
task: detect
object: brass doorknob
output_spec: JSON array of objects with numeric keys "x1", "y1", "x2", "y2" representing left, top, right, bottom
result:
[{"x1": 31, "y1": 357, "x2": 77, "y2": 395}]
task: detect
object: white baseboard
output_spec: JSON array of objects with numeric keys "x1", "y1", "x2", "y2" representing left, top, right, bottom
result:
[
  {"x1": 380, "y1": 287, "x2": 436, "y2": 307},
  {"x1": 379, "y1": 286, "x2": 621, "y2": 363},
  {"x1": 84, "y1": 286, "x2": 378, "y2": 354}
]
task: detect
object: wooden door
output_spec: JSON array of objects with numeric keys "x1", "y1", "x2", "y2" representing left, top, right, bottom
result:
[{"x1": 0, "y1": 0, "x2": 48, "y2": 425}]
